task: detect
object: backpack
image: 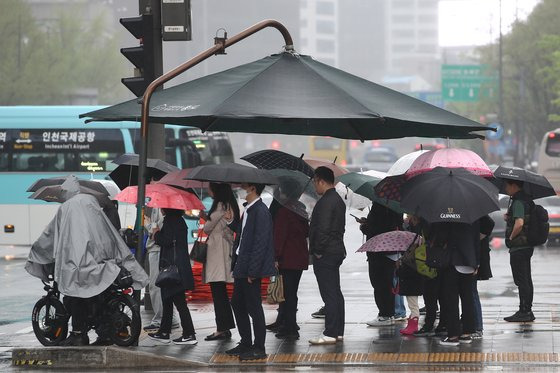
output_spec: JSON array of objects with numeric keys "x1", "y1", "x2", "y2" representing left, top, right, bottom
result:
[{"x1": 527, "y1": 202, "x2": 549, "y2": 246}]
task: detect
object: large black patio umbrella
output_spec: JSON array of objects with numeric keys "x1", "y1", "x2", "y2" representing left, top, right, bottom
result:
[
  {"x1": 80, "y1": 52, "x2": 488, "y2": 140},
  {"x1": 400, "y1": 167, "x2": 500, "y2": 224},
  {"x1": 492, "y1": 166, "x2": 555, "y2": 199}
]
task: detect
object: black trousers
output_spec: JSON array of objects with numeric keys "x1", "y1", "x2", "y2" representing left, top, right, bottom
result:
[
  {"x1": 231, "y1": 277, "x2": 266, "y2": 350},
  {"x1": 510, "y1": 248, "x2": 534, "y2": 310},
  {"x1": 209, "y1": 281, "x2": 235, "y2": 332},
  {"x1": 276, "y1": 269, "x2": 303, "y2": 332},
  {"x1": 423, "y1": 275, "x2": 445, "y2": 329},
  {"x1": 441, "y1": 267, "x2": 475, "y2": 338},
  {"x1": 313, "y1": 254, "x2": 345, "y2": 338},
  {"x1": 368, "y1": 253, "x2": 395, "y2": 317},
  {"x1": 64, "y1": 296, "x2": 88, "y2": 333},
  {"x1": 160, "y1": 291, "x2": 195, "y2": 336}
]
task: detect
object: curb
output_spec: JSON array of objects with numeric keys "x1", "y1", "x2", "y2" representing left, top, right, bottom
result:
[{"x1": 12, "y1": 347, "x2": 207, "y2": 369}]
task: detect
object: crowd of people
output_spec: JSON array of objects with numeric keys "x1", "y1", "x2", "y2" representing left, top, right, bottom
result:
[{"x1": 26, "y1": 165, "x2": 538, "y2": 360}]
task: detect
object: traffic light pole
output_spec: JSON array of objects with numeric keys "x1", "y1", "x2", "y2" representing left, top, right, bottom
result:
[{"x1": 140, "y1": 0, "x2": 165, "y2": 162}]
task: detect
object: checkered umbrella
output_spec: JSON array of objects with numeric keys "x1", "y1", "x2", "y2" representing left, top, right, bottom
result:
[{"x1": 241, "y1": 150, "x2": 315, "y2": 177}]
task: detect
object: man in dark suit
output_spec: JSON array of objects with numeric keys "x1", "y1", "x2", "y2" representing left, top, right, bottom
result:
[
  {"x1": 225, "y1": 182, "x2": 276, "y2": 361},
  {"x1": 308, "y1": 167, "x2": 346, "y2": 345}
]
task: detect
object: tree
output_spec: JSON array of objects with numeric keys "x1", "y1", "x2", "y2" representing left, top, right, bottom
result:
[
  {"x1": 474, "y1": 0, "x2": 560, "y2": 164},
  {"x1": 0, "y1": 0, "x2": 128, "y2": 105}
]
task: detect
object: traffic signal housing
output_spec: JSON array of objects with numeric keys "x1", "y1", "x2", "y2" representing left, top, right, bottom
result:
[{"x1": 120, "y1": 15, "x2": 155, "y2": 97}]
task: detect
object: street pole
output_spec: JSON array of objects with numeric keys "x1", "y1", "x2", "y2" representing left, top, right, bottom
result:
[{"x1": 136, "y1": 0, "x2": 164, "y2": 314}]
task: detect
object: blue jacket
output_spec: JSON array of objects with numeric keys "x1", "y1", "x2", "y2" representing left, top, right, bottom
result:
[{"x1": 230, "y1": 199, "x2": 276, "y2": 279}]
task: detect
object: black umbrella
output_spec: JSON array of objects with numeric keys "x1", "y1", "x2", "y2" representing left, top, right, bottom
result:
[
  {"x1": 29, "y1": 177, "x2": 111, "y2": 207},
  {"x1": 241, "y1": 150, "x2": 315, "y2": 178},
  {"x1": 27, "y1": 175, "x2": 110, "y2": 195},
  {"x1": 400, "y1": 167, "x2": 500, "y2": 224},
  {"x1": 186, "y1": 163, "x2": 278, "y2": 185},
  {"x1": 493, "y1": 166, "x2": 555, "y2": 199},
  {"x1": 109, "y1": 153, "x2": 179, "y2": 189},
  {"x1": 81, "y1": 52, "x2": 489, "y2": 140}
]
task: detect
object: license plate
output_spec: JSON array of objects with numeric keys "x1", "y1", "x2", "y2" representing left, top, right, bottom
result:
[{"x1": 549, "y1": 227, "x2": 560, "y2": 233}]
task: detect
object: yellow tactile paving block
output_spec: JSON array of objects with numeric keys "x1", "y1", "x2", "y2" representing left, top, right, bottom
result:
[{"x1": 210, "y1": 352, "x2": 560, "y2": 365}]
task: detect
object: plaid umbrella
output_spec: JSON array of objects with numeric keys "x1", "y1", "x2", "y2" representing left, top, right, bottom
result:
[{"x1": 241, "y1": 149, "x2": 315, "y2": 177}]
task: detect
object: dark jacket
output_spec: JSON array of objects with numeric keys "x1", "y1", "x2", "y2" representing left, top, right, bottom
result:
[
  {"x1": 273, "y1": 204, "x2": 309, "y2": 270},
  {"x1": 309, "y1": 188, "x2": 346, "y2": 257},
  {"x1": 231, "y1": 199, "x2": 276, "y2": 279},
  {"x1": 430, "y1": 222, "x2": 480, "y2": 269},
  {"x1": 397, "y1": 263, "x2": 424, "y2": 296},
  {"x1": 360, "y1": 202, "x2": 404, "y2": 240},
  {"x1": 505, "y1": 191, "x2": 533, "y2": 250},
  {"x1": 478, "y1": 215, "x2": 495, "y2": 280},
  {"x1": 362, "y1": 203, "x2": 403, "y2": 262},
  {"x1": 155, "y1": 214, "x2": 194, "y2": 300}
]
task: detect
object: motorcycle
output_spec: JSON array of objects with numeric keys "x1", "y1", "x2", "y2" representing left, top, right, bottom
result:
[{"x1": 31, "y1": 275, "x2": 141, "y2": 347}]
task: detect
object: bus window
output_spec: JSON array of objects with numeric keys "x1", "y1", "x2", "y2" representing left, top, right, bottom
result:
[
  {"x1": 545, "y1": 135, "x2": 560, "y2": 157},
  {"x1": 2, "y1": 129, "x2": 125, "y2": 172},
  {"x1": 308, "y1": 136, "x2": 348, "y2": 165},
  {"x1": 129, "y1": 128, "x2": 178, "y2": 167},
  {"x1": 179, "y1": 129, "x2": 234, "y2": 165}
]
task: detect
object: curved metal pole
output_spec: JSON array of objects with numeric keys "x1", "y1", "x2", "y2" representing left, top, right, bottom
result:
[{"x1": 135, "y1": 19, "x2": 294, "y2": 256}]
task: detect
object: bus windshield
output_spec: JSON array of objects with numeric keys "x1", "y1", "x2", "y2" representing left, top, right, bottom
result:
[
  {"x1": 0, "y1": 128, "x2": 124, "y2": 172},
  {"x1": 545, "y1": 135, "x2": 560, "y2": 157}
]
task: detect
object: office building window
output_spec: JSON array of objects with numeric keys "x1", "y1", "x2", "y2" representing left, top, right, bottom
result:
[
  {"x1": 316, "y1": 1, "x2": 334, "y2": 15},
  {"x1": 316, "y1": 20, "x2": 335, "y2": 34}
]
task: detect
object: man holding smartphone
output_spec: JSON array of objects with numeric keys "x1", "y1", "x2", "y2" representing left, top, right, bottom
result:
[{"x1": 308, "y1": 167, "x2": 346, "y2": 345}]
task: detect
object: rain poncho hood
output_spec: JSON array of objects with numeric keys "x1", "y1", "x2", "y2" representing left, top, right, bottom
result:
[{"x1": 25, "y1": 193, "x2": 148, "y2": 298}]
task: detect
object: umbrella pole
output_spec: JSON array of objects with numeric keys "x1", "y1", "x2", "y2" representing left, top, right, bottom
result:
[{"x1": 135, "y1": 19, "x2": 294, "y2": 259}]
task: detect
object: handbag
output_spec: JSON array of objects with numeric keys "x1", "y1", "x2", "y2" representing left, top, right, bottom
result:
[
  {"x1": 190, "y1": 227, "x2": 207, "y2": 263},
  {"x1": 266, "y1": 275, "x2": 285, "y2": 304},
  {"x1": 156, "y1": 239, "x2": 182, "y2": 288}
]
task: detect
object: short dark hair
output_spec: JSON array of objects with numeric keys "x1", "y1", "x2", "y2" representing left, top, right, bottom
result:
[
  {"x1": 505, "y1": 179, "x2": 524, "y2": 188},
  {"x1": 314, "y1": 166, "x2": 335, "y2": 184},
  {"x1": 248, "y1": 183, "x2": 266, "y2": 196}
]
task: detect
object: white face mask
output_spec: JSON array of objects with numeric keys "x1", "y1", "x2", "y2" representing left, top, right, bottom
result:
[{"x1": 236, "y1": 188, "x2": 248, "y2": 201}]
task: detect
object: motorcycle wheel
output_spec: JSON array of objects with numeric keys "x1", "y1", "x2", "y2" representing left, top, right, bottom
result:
[
  {"x1": 31, "y1": 297, "x2": 68, "y2": 346},
  {"x1": 105, "y1": 294, "x2": 141, "y2": 347}
]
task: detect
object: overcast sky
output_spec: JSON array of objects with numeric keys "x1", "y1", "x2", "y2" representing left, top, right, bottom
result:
[{"x1": 439, "y1": 0, "x2": 541, "y2": 46}]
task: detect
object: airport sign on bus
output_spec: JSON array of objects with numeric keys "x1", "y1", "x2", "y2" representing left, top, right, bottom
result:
[{"x1": 441, "y1": 65, "x2": 498, "y2": 102}]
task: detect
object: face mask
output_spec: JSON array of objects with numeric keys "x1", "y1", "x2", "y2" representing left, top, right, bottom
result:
[{"x1": 237, "y1": 188, "x2": 248, "y2": 201}]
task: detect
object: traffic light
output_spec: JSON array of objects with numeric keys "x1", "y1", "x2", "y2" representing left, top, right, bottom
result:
[{"x1": 120, "y1": 15, "x2": 155, "y2": 97}]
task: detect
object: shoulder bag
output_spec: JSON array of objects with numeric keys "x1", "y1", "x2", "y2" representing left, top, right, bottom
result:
[
  {"x1": 190, "y1": 226, "x2": 208, "y2": 263},
  {"x1": 266, "y1": 275, "x2": 285, "y2": 304},
  {"x1": 156, "y1": 238, "x2": 182, "y2": 288}
]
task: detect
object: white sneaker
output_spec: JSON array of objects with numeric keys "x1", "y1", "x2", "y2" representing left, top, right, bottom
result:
[
  {"x1": 309, "y1": 335, "x2": 337, "y2": 345},
  {"x1": 393, "y1": 315, "x2": 407, "y2": 322},
  {"x1": 336, "y1": 336, "x2": 344, "y2": 342},
  {"x1": 367, "y1": 316, "x2": 394, "y2": 326}
]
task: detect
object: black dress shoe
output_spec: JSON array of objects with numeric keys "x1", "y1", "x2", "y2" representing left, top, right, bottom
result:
[
  {"x1": 239, "y1": 347, "x2": 267, "y2": 361},
  {"x1": 265, "y1": 321, "x2": 281, "y2": 331},
  {"x1": 204, "y1": 330, "x2": 232, "y2": 341},
  {"x1": 504, "y1": 311, "x2": 535, "y2": 322},
  {"x1": 225, "y1": 343, "x2": 251, "y2": 356},
  {"x1": 275, "y1": 329, "x2": 299, "y2": 339}
]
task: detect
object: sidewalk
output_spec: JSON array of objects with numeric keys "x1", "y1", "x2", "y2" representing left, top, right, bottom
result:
[{"x1": 13, "y1": 243, "x2": 560, "y2": 369}]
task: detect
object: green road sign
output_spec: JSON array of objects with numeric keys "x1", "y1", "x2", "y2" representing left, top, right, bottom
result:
[{"x1": 441, "y1": 65, "x2": 498, "y2": 102}]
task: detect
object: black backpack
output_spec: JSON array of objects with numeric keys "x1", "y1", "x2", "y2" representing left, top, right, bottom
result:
[{"x1": 527, "y1": 201, "x2": 549, "y2": 246}]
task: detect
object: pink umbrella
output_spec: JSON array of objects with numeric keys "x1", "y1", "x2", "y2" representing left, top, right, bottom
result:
[
  {"x1": 115, "y1": 183, "x2": 205, "y2": 211},
  {"x1": 156, "y1": 168, "x2": 208, "y2": 190},
  {"x1": 405, "y1": 148, "x2": 493, "y2": 179},
  {"x1": 304, "y1": 159, "x2": 349, "y2": 178},
  {"x1": 356, "y1": 230, "x2": 423, "y2": 253}
]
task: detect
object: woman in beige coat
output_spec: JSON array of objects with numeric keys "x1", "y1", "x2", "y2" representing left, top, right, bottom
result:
[{"x1": 201, "y1": 183, "x2": 240, "y2": 341}]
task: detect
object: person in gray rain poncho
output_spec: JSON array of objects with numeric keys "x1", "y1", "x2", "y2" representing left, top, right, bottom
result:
[{"x1": 26, "y1": 190, "x2": 148, "y2": 346}]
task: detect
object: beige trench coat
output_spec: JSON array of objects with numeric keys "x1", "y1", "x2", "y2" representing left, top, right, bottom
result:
[{"x1": 202, "y1": 202, "x2": 234, "y2": 283}]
